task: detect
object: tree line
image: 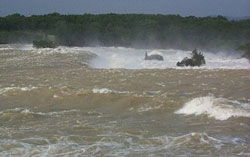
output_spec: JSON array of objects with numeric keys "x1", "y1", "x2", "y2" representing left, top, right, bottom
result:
[{"x1": 0, "y1": 13, "x2": 249, "y2": 51}]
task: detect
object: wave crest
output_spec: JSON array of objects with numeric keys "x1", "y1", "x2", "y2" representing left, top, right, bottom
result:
[{"x1": 175, "y1": 96, "x2": 250, "y2": 120}]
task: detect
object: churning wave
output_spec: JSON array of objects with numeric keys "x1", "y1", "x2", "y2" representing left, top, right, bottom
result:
[
  {"x1": 1, "y1": 132, "x2": 246, "y2": 156},
  {"x1": 83, "y1": 47, "x2": 250, "y2": 69},
  {"x1": 175, "y1": 96, "x2": 250, "y2": 120},
  {"x1": 2, "y1": 45, "x2": 249, "y2": 69}
]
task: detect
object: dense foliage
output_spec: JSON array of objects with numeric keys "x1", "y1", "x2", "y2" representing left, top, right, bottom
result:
[{"x1": 0, "y1": 13, "x2": 249, "y2": 51}]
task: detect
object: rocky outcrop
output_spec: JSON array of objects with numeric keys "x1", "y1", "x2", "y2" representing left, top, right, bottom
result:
[
  {"x1": 237, "y1": 43, "x2": 250, "y2": 61},
  {"x1": 144, "y1": 52, "x2": 164, "y2": 61},
  {"x1": 177, "y1": 49, "x2": 205, "y2": 67}
]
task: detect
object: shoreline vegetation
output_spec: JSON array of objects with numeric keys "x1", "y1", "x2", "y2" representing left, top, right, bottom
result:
[{"x1": 0, "y1": 13, "x2": 250, "y2": 57}]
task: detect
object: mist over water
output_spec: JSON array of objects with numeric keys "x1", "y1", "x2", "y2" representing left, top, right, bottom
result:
[
  {"x1": 7, "y1": 44, "x2": 250, "y2": 70},
  {"x1": 84, "y1": 47, "x2": 250, "y2": 69}
]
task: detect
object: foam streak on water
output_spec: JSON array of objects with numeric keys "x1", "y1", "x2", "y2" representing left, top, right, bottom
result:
[
  {"x1": 92, "y1": 88, "x2": 131, "y2": 94},
  {"x1": 0, "y1": 108, "x2": 80, "y2": 122},
  {"x1": 0, "y1": 86, "x2": 38, "y2": 95},
  {"x1": 1, "y1": 132, "x2": 248, "y2": 156}
]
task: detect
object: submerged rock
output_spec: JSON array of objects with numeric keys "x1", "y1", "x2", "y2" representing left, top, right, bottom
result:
[
  {"x1": 177, "y1": 49, "x2": 205, "y2": 67},
  {"x1": 144, "y1": 52, "x2": 164, "y2": 61}
]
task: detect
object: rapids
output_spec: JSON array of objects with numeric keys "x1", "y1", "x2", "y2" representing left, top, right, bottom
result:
[{"x1": 0, "y1": 44, "x2": 249, "y2": 156}]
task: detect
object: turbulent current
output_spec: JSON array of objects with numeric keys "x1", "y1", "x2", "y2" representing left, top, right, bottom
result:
[{"x1": 0, "y1": 44, "x2": 250, "y2": 156}]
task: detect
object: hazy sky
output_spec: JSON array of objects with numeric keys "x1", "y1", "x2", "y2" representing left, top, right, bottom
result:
[{"x1": 0, "y1": 0, "x2": 249, "y2": 17}]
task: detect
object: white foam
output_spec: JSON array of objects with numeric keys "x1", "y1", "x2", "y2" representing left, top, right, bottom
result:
[
  {"x1": 82, "y1": 47, "x2": 250, "y2": 69},
  {"x1": 0, "y1": 47, "x2": 14, "y2": 50},
  {"x1": 0, "y1": 86, "x2": 38, "y2": 95},
  {"x1": 3, "y1": 45, "x2": 250, "y2": 69},
  {"x1": 164, "y1": 132, "x2": 223, "y2": 149},
  {"x1": 0, "y1": 136, "x2": 86, "y2": 157},
  {"x1": 17, "y1": 44, "x2": 87, "y2": 55},
  {"x1": 136, "y1": 104, "x2": 163, "y2": 112},
  {"x1": 92, "y1": 88, "x2": 130, "y2": 94},
  {"x1": 92, "y1": 88, "x2": 113, "y2": 94},
  {"x1": 175, "y1": 96, "x2": 250, "y2": 120},
  {"x1": 148, "y1": 50, "x2": 163, "y2": 56},
  {"x1": 0, "y1": 108, "x2": 79, "y2": 118}
]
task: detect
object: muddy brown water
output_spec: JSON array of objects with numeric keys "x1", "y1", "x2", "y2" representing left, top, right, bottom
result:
[{"x1": 0, "y1": 45, "x2": 250, "y2": 156}]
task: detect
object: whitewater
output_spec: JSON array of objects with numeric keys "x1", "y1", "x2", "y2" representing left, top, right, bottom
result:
[
  {"x1": 16, "y1": 44, "x2": 250, "y2": 69},
  {"x1": 85, "y1": 47, "x2": 250, "y2": 69},
  {"x1": 0, "y1": 44, "x2": 250, "y2": 156}
]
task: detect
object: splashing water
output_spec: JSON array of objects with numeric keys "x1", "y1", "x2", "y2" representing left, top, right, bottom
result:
[
  {"x1": 82, "y1": 47, "x2": 250, "y2": 69},
  {"x1": 175, "y1": 96, "x2": 250, "y2": 120}
]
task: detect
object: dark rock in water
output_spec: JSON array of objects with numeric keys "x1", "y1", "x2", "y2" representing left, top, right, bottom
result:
[
  {"x1": 144, "y1": 52, "x2": 164, "y2": 61},
  {"x1": 177, "y1": 49, "x2": 206, "y2": 67},
  {"x1": 237, "y1": 43, "x2": 250, "y2": 61},
  {"x1": 177, "y1": 57, "x2": 194, "y2": 66}
]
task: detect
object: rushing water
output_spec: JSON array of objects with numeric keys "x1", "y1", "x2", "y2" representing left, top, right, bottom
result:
[{"x1": 0, "y1": 44, "x2": 250, "y2": 156}]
